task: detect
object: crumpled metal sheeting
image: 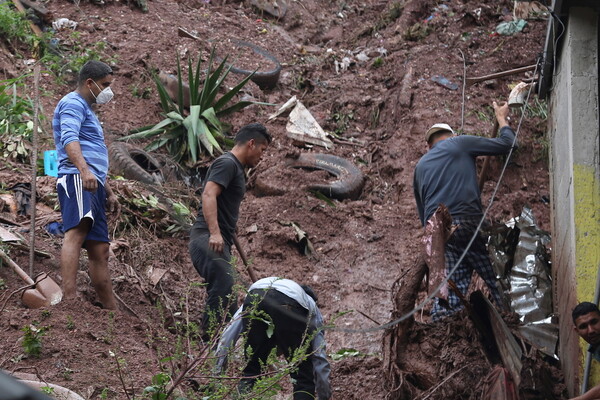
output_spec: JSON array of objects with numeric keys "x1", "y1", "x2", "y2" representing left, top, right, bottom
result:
[
  {"x1": 487, "y1": 207, "x2": 557, "y2": 358},
  {"x1": 510, "y1": 208, "x2": 552, "y2": 324},
  {"x1": 518, "y1": 316, "x2": 560, "y2": 359}
]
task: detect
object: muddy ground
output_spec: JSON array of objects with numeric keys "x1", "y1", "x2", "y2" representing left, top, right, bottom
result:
[{"x1": 1, "y1": 0, "x2": 559, "y2": 398}]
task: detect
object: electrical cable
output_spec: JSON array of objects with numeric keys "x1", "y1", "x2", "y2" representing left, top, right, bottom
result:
[{"x1": 458, "y1": 48, "x2": 467, "y2": 133}]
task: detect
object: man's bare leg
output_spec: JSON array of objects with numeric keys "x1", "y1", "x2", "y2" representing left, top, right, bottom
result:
[
  {"x1": 87, "y1": 240, "x2": 117, "y2": 310},
  {"x1": 61, "y1": 219, "x2": 92, "y2": 299}
]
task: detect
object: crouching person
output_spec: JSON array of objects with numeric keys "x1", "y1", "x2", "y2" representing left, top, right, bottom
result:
[{"x1": 215, "y1": 277, "x2": 332, "y2": 399}]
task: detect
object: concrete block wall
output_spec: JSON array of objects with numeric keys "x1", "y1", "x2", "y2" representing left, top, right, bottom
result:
[{"x1": 549, "y1": 7, "x2": 600, "y2": 396}]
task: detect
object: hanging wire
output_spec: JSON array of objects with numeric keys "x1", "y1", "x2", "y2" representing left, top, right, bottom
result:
[{"x1": 458, "y1": 48, "x2": 467, "y2": 133}]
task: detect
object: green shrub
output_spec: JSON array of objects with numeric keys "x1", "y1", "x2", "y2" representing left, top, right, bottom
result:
[{"x1": 122, "y1": 48, "x2": 264, "y2": 167}]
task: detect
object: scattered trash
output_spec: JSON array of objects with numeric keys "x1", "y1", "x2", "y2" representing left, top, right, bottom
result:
[
  {"x1": 45, "y1": 221, "x2": 64, "y2": 237},
  {"x1": 514, "y1": 1, "x2": 549, "y2": 20},
  {"x1": 280, "y1": 221, "x2": 316, "y2": 259},
  {"x1": 246, "y1": 224, "x2": 258, "y2": 234},
  {"x1": 148, "y1": 266, "x2": 168, "y2": 286},
  {"x1": 9, "y1": 183, "x2": 32, "y2": 216},
  {"x1": 287, "y1": 102, "x2": 334, "y2": 149},
  {"x1": 335, "y1": 57, "x2": 353, "y2": 74},
  {"x1": 44, "y1": 150, "x2": 58, "y2": 177},
  {"x1": 508, "y1": 82, "x2": 530, "y2": 108},
  {"x1": 268, "y1": 97, "x2": 334, "y2": 149},
  {"x1": 495, "y1": 19, "x2": 527, "y2": 36},
  {"x1": 291, "y1": 153, "x2": 365, "y2": 200},
  {"x1": 249, "y1": 0, "x2": 288, "y2": 19},
  {"x1": 487, "y1": 207, "x2": 557, "y2": 358},
  {"x1": 52, "y1": 18, "x2": 78, "y2": 30},
  {"x1": 0, "y1": 226, "x2": 20, "y2": 242},
  {"x1": 431, "y1": 75, "x2": 459, "y2": 90},
  {"x1": 267, "y1": 95, "x2": 298, "y2": 121}
]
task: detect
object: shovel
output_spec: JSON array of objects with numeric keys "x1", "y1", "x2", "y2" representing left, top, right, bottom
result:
[{"x1": 0, "y1": 248, "x2": 62, "y2": 308}]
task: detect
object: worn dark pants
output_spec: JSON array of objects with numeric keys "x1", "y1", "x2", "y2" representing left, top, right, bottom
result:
[
  {"x1": 432, "y1": 216, "x2": 505, "y2": 320},
  {"x1": 188, "y1": 228, "x2": 237, "y2": 337},
  {"x1": 240, "y1": 289, "x2": 316, "y2": 400}
]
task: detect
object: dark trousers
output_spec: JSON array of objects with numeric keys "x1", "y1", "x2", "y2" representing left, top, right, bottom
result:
[
  {"x1": 240, "y1": 289, "x2": 316, "y2": 400},
  {"x1": 188, "y1": 228, "x2": 237, "y2": 336}
]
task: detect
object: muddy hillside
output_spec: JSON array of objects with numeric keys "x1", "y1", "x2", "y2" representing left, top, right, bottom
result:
[{"x1": 0, "y1": 0, "x2": 558, "y2": 398}]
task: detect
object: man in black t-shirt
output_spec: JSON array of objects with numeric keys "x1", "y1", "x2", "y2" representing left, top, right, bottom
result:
[{"x1": 189, "y1": 123, "x2": 271, "y2": 340}]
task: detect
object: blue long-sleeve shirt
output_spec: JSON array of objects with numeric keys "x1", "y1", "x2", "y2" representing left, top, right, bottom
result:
[
  {"x1": 52, "y1": 92, "x2": 109, "y2": 184},
  {"x1": 413, "y1": 126, "x2": 517, "y2": 225},
  {"x1": 215, "y1": 277, "x2": 332, "y2": 399}
]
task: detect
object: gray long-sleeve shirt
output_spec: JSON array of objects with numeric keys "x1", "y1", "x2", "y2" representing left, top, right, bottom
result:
[
  {"x1": 215, "y1": 277, "x2": 332, "y2": 399},
  {"x1": 413, "y1": 126, "x2": 517, "y2": 225}
]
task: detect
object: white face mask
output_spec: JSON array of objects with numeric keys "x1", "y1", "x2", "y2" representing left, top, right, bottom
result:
[{"x1": 90, "y1": 80, "x2": 114, "y2": 104}]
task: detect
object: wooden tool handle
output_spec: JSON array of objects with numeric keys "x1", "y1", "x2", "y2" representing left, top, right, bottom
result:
[
  {"x1": 232, "y1": 235, "x2": 258, "y2": 283},
  {"x1": 478, "y1": 119, "x2": 500, "y2": 192},
  {"x1": 0, "y1": 248, "x2": 35, "y2": 285}
]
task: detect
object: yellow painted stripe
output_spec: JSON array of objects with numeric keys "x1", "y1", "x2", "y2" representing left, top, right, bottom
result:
[{"x1": 574, "y1": 163, "x2": 600, "y2": 387}]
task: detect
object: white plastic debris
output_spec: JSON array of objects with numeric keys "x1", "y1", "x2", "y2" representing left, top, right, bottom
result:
[
  {"x1": 52, "y1": 18, "x2": 78, "y2": 30},
  {"x1": 286, "y1": 101, "x2": 333, "y2": 149}
]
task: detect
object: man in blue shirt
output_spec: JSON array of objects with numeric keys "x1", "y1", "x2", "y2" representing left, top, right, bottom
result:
[
  {"x1": 215, "y1": 277, "x2": 332, "y2": 400},
  {"x1": 52, "y1": 60, "x2": 119, "y2": 309},
  {"x1": 413, "y1": 101, "x2": 515, "y2": 320},
  {"x1": 571, "y1": 302, "x2": 600, "y2": 400}
]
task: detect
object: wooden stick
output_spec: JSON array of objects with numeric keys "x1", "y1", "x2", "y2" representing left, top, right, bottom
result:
[
  {"x1": 478, "y1": 119, "x2": 500, "y2": 192},
  {"x1": 232, "y1": 235, "x2": 258, "y2": 283},
  {"x1": 11, "y1": 0, "x2": 43, "y2": 37},
  {"x1": 466, "y1": 64, "x2": 536, "y2": 87},
  {"x1": 29, "y1": 64, "x2": 40, "y2": 277}
]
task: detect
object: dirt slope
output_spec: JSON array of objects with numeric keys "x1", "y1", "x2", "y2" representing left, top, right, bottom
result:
[{"x1": 0, "y1": 0, "x2": 554, "y2": 398}]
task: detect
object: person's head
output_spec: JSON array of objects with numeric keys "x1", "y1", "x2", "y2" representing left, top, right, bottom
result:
[
  {"x1": 77, "y1": 60, "x2": 114, "y2": 105},
  {"x1": 301, "y1": 284, "x2": 318, "y2": 304},
  {"x1": 425, "y1": 123, "x2": 454, "y2": 148},
  {"x1": 233, "y1": 123, "x2": 272, "y2": 167},
  {"x1": 573, "y1": 302, "x2": 600, "y2": 346}
]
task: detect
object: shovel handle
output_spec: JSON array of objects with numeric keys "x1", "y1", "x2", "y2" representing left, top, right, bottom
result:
[
  {"x1": 0, "y1": 248, "x2": 35, "y2": 285},
  {"x1": 478, "y1": 119, "x2": 500, "y2": 192},
  {"x1": 232, "y1": 235, "x2": 258, "y2": 283}
]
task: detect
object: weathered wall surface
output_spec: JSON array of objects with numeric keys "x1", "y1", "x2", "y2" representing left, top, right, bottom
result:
[{"x1": 550, "y1": 6, "x2": 600, "y2": 396}]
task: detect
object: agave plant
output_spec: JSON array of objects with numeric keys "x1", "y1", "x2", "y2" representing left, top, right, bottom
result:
[{"x1": 122, "y1": 47, "x2": 260, "y2": 167}]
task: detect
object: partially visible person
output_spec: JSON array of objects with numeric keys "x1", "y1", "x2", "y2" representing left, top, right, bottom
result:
[
  {"x1": 53, "y1": 60, "x2": 119, "y2": 309},
  {"x1": 570, "y1": 302, "x2": 600, "y2": 400},
  {"x1": 413, "y1": 101, "x2": 516, "y2": 320},
  {"x1": 215, "y1": 277, "x2": 332, "y2": 400},
  {"x1": 188, "y1": 123, "x2": 271, "y2": 340}
]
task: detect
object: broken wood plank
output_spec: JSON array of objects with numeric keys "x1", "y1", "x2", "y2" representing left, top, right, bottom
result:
[{"x1": 11, "y1": 0, "x2": 43, "y2": 37}]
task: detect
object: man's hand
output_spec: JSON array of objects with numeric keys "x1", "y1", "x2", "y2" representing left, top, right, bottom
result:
[
  {"x1": 208, "y1": 233, "x2": 225, "y2": 254},
  {"x1": 106, "y1": 193, "x2": 120, "y2": 215},
  {"x1": 493, "y1": 101, "x2": 510, "y2": 128},
  {"x1": 81, "y1": 169, "x2": 98, "y2": 192}
]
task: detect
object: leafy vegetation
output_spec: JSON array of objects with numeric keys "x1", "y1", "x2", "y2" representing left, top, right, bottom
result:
[
  {"x1": 122, "y1": 48, "x2": 261, "y2": 167},
  {"x1": 0, "y1": 2, "x2": 37, "y2": 49},
  {"x1": 21, "y1": 324, "x2": 48, "y2": 357},
  {"x1": 0, "y1": 77, "x2": 36, "y2": 163}
]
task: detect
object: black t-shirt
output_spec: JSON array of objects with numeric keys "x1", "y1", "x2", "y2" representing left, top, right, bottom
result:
[{"x1": 193, "y1": 152, "x2": 246, "y2": 245}]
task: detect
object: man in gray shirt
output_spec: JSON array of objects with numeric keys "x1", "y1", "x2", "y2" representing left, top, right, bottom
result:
[
  {"x1": 413, "y1": 101, "x2": 514, "y2": 320},
  {"x1": 189, "y1": 123, "x2": 271, "y2": 340},
  {"x1": 215, "y1": 277, "x2": 332, "y2": 400}
]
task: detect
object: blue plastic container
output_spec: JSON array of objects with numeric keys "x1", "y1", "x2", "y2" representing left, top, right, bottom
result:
[{"x1": 44, "y1": 150, "x2": 58, "y2": 177}]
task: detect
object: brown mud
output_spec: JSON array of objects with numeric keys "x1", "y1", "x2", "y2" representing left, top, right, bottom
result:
[{"x1": 1, "y1": 0, "x2": 557, "y2": 398}]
